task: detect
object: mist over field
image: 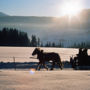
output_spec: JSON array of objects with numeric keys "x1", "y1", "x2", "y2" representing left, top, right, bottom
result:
[{"x1": 0, "y1": 9, "x2": 90, "y2": 46}]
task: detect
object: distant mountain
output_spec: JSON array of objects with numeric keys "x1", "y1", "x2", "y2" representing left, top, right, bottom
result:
[{"x1": 0, "y1": 12, "x2": 9, "y2": 16}]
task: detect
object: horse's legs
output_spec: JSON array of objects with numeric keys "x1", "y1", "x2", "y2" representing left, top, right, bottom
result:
[
  {"x1": 59, "y1": 57, "x2": 63, "y2": 69},
  {"x1": 36, "y1": 62, "x2": 48, "y2": 70},
  {"x1": 57, "y1": 62, "x2": 62, "y2": 70},
  {"x1": 43, "y1": 62, "x2": 48, "y2": 70},
  {"x1": 50, "y1": 62, "x2": 55, "y2": 70},
  {"x1": 36, "y1": 62, "x2": 41, "y2": 70},
  {"x1": 38, "y1": 63, "x2": 42, "y2": 70}
]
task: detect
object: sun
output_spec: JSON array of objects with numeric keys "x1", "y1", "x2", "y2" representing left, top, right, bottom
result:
[{"x1": 59, "y1": 1, "x2": 83, "y2": 18}]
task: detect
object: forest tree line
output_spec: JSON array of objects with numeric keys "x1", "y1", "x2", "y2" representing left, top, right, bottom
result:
[
  {"x1": 0, "y1": 28, "x2": 63, "y2": 47},
  {"x1": 0, "y1": 27, "x2": 90, "y2": 48},
  {"x1": 70, "y1": 42, "x2": 90, "y2": 49},
  {"x1": 0, "y1": 28, "x2": 30, "y2": 46}
]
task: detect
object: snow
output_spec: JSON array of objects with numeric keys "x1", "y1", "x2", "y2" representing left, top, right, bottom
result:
[
  {"x1": 0, "y1": 70, "x2": 90, "y2": 90},
  {"x1": 0, "y1": 47, "x2": 77, "y2": 62},
  {"x1": 0, "y1": 47, "x2": 90, "y2": 62},
  {"x1": 0, "y1": 47, "x2": 90, "y2": 90}
]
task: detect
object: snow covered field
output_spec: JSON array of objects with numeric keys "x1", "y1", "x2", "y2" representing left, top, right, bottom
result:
[
  {"x1": 0, "y1": 70, "x2": 90, "y2": 90},
  {"x1": 0, "y1": 47, "x2": 90, "y2": 90},
  {"x1": 0, "y1": 47, "x2": 90, "y2": 62},
  {"x1": 0, "y1": 47, "x2": 80, "y2": 62}
]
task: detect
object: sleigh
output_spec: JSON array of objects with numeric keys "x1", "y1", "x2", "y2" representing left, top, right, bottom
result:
[{"x1": 70, "y1": 54, "x2": 90, "y2": 70}]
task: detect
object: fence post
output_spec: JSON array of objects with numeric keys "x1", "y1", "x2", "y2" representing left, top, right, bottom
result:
[{"x1": 13, "y1": 57, "x2": 16, "y2": 70}]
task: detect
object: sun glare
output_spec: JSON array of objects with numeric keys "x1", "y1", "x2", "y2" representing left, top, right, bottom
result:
[{"x1": 59, "y1": 1, "x2": 83, "y2": 18}]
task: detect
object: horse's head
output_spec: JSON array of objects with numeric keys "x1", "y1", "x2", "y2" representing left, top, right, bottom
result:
[{"x1": 32, "y1": 48, "x2": 40, "y2": 56}]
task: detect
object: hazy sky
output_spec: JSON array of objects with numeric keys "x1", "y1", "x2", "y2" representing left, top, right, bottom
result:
[{"x1": 0, "y1": 0, "x2": 90, "y2": 16}]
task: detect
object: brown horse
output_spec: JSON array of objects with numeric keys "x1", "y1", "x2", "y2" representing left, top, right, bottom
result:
[{"x1": 32, "y1": 48, "x2": 63, "y2": 70}]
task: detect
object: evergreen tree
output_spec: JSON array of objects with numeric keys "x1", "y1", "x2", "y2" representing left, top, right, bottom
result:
[
  {"x1": 52, "y1": 42, "x2": 56, "y2": 47},
  {"x1": 0, "y1": 28, "x2": 30, "y2": 46},
  {"x1": 40, "y1": 41, "x2": 44, "y2": 47},
  {"x1": 37, "y1": 37, "x2": 40, "y2": 47},
  {"x1": 30, "y1": 35, "x2": 37, "y2": 47}
]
